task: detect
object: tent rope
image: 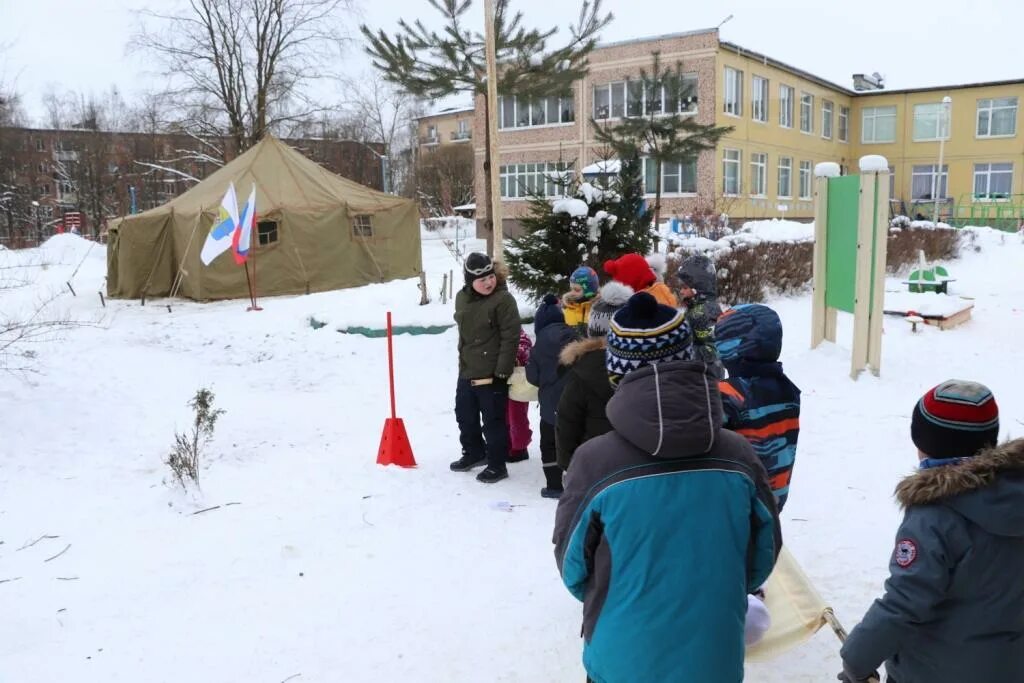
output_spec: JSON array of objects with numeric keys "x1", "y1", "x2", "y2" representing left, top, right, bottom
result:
[{"x1": 170, "y1": 210, "x2": 203, "y2": 299}]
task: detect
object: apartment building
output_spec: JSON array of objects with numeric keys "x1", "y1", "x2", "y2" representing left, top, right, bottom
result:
[
  {"x1": 475, "y1": 27, "x2": 1024, "y2": 237},
  {"x1": 416, "y1": 104, "x2": 475, "y2": 155}
]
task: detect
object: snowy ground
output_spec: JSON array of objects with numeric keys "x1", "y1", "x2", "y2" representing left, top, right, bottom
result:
[{"x1": 2, "y1": 223, "x2": 1023, "y2": 682}]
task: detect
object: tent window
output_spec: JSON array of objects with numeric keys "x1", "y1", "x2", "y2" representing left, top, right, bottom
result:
[
  {"x1": 257, "y1": 220, "x2": 278, "y2": 245},
  {"x1": 353, "y1": 214, "x2": 374, "y2": 238}
]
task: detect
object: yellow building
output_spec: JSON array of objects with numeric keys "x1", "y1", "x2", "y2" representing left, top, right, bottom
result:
[
  {"x1": 478, "y1": 29, "x2": 1024, "y2": 236},
  {"x1": 415, "y1": 104, "x2": 474, "y2": 157}
]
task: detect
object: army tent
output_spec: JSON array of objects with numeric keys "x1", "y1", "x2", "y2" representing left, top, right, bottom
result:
[{"x1": 106, "y1": 135, "x2": 421, "y2": 301}]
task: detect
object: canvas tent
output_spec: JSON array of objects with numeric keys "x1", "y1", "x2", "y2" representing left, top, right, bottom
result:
[{"x1": 106, "y1": 135, "x2": 421, "y2": 301}]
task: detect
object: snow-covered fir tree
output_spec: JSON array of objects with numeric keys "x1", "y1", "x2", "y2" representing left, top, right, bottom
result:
[{"x1": 505, "y1": 155, "x2": 654, "y2": 302}]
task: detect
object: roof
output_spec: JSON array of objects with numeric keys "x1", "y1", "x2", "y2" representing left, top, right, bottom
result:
[
  {"x1": 416, "y1": 104, "x2": 475, "y2": 121},
  {"x1": 869, "y1": 78, "x2": 1024, "y2": 96},
  {"x1": 719, "y1": 41, "x2": 853, "y2": 94},
  {"x1": 596, "y1": 27, "x2": 718, "y2": 51}
]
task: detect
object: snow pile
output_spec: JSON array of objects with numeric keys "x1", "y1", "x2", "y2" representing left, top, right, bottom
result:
[
  {"x1": 858, "y1": 155, "x2": 889, "y2": 173},
  {"x1": 669, "y1": 218, "x2": 814, "y2": 254},
  {"x1": 580, "y1": 159, "x2": 620, "y2": 176},
  {"x1": 552, "y1": 198, "x2": 589, "y2": 218}
]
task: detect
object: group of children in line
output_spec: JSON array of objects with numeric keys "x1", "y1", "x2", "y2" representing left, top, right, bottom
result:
[{"x1": 450, "y1": 248, "x2": 1024, "y2": 682}]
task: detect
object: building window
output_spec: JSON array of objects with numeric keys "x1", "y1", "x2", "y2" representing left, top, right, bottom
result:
[
  {"x1": 425, "y1": 125, "x2": 438, "y2": 144},
  {"x1": 642, "y1": 157, "x2": 697, "y2": 195},
  {"x1": 778, "y1": 157, "x2": 793, "y2": 198},
  {"x1": 913, "y1": 103, "x2": 951, "y2": 141},
  {"x1": 800, "y1": 93, "x2": 814, "y2": 133},
  {"x1": 499, "y1": 95, "x2": 575, "y2": 129},
  {"x1": 594, "y1": 76, "x2": 697, "y2": 120},
  {"x1": 822, "y1": 100, "x2": 834, "y2": 139},
  {"x1": 752, "y1": 76, "x2": 769, "y2": 122},
  {"x1": 973, "y1": 162, "x2": 1013, "y2": 200},
  {"x1": 779, "y1": 85, "x2": 794, "y2": 128},
  {"x1": 723, "y1": 149, "x2": 742, "y2": 195},
  {"x1": 257, "y1": 220, "x2": 279, "y2": 245},
  {"x1": 750, "y1": 153, "x2": 767, "y2": 196},
  {"x1": 499, "y1": 162, "x2": 572, "y2": 199},
  {"x1": 724, "y1": 67, "x2": 743, "y2": 116},
  {"x1": 799, "y1": 161, "x2": 812, "y2": 199},
  {"x1": 453, "y1": 119, "x2": 471, "y2": 141},
  {"x1": 35, "y1": 138, "x2": 44, "y2": 151},
  {"x1": 911, "y1": 164, "x2": 949, "y2": 200},
  {"x1": 838, "y1": 106, "x2": 849, "y2": 142},
  {"x1": 889, "y1": 166, "x2": 896, "y2": 199},
  {"x1": 862, "y1": 106, "x2": 897, "y2": 143},
  {"x1": 976, "y1": 97, "x2": 1017, "y2": 137},
  {"x1": 352, "y1": 214, "x2": 374, "y2": 238}
]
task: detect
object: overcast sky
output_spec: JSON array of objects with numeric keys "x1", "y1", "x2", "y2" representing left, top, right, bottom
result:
[{"x1": 2, "y1": 0, "x2": 1022, "y2": 122}]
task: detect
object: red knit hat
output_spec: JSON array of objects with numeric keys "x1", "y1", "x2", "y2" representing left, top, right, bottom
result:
[
  {"x1": 603, "y1": 254, "x2": 655, "y2": 293},
  {"x1": 911, "y1": 379, "x2": 999, "y2": 458}
]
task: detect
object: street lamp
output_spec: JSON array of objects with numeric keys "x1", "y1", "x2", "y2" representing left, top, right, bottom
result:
[{"x1": 933, "y1": 96, "x2": 952, "y2": 224}]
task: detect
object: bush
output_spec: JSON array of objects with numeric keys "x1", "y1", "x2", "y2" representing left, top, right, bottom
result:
[
  {"x1": 668, "y1": 226, "x2": 963, "y2": 304},
  {"x1": 167, "y1": 388, "x2": 225, "y2": 491}
]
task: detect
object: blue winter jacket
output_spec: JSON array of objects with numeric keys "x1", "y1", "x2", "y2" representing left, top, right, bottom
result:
[
  {"x1": 527, "y1": 299, "x2": 578, "y2": 424},
  {"x1": 552, "y1": 360, "x2": 782, "y2": 683}
]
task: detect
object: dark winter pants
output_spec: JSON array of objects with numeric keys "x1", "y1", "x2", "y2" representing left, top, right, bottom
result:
[
  {"x1": 540, "y1": 420, "x2": 562, "y2": 490},
  {"x1": 455, "y1": 378, "x2": 509, "y2": 471}
]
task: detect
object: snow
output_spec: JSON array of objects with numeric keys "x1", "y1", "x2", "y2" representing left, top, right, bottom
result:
[
  {"x1": 884, "y1": 292, "x2": 973, "y2": 317},
  {"x1": 551, "y1": 198, "x2": 589, "y2": 218},
  {"x1": 3, "y1": 227, "x2": 1024, "y2": 682},
  {"x1": 451, "y1": 202, "x2": 475, "y2": 212},
  {"x1": 666, "y1": 218, "x2": 813, "y2": 252},
  {"x1": 814, "y1": 162, "x2": 841, "y2": 178},
  {"x1": 859, "y1": 155, "x2": 889, "y2": 173},
  {"x1": 580, "y1": 160, "x2": 621, "y2": 176}
]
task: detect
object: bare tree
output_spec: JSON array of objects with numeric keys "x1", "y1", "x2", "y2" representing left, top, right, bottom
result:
[
  {"x1": 131, "y1": 0, "x2": 359, "y2": 157},
  {"x1": 416, "y1": 144, "x2": 474, "y2": 216},
  {"x1": 340, "y1": 76, "x2": 421, "y2": 194}
]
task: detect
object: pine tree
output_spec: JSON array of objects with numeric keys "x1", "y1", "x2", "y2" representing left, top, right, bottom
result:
[
  {"x1": 592, "y1": 52, "x2": 734, "y2": 231},
  {"x1": 361, "y1": 0, "x2": 612, "y2": 251},
  {"x1": 506, "y1": 157, "x2": 654, "y2": 302}
]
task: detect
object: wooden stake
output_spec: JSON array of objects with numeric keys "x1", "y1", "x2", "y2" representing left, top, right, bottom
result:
[{"x1": 484, "y1": 0, "x2": 503, "y2": 262}]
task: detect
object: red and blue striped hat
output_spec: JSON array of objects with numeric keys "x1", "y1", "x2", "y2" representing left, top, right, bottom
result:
[{"x1": 911, "y1": 380, "x2": 999, "y2": 458}]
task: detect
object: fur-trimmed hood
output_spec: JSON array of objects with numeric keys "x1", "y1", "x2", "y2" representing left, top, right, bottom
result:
[
  {"x1": 896, "y1": 438, "x2": 1024, "y2": 538},
  {"x1": 560, "y1": 336, "x2": 606, "y2": 366}
]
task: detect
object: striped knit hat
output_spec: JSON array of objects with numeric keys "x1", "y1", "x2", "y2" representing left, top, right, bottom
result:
[
  {"x1": 911, "y1": 380, "x2": 999, "y2": 458},
  {"x1": 606, "y1": 292, "x2": 694, "y2": 386}
]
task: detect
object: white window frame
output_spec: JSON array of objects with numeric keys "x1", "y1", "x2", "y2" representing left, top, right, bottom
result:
[
  {"x1": 976, "y1": 97, "x2": 1018, "y2": 138},
  {"x1": 752, "y1": 76, "x2": 769, "y2": 122},
  {"x1": 838, "y1": 106, "x2": 849, "y2": 142},
  {"x1": 642, "y1": 157, "x2": 697, "y2": 196},
  {"x1": 723, "y1": 149, "x2": 742, "y2": 196},
  {"x1": 724, "y1": 67, "x2": 743, "y2": 117},
  {"x1": 798, "y1": 161, "x2": 813, "y2": 200},
  {"x1": 799, "y1": 92, "x2": 814, "y2": 134},
  {"x1": 821, "y1": 100, "x2": 834, "y2": 139},
  {"x1": 498, "y1": 95, "x2": 575, "y2": 130},
  {"x1": 973, "y1": 162, "x2": 1013, "y2": 201},
  {"x1": 912, "y1": 103, "x2": 950, "y2": 142},
  {"x1": 862, "y1": 106, "x2": 898, "y2": 144},
  {"x1": 499, "y1": 162, "x2": 573, "y2": 199},
  {"x1": 911, "y1": 164, "x2": 949, "y2": 201},
  {"x1": 594, "y1": 76, "x2": 698, "y2": 121},
  {"x1": 777, "y1": 157, "x2": 793, "y2": 199},
  {"x1": 750, "y1": 152, "x2": 767, "y2": 197},
  {"x1": 779, "y1": 85, "x2": 794, "y2": 128}
]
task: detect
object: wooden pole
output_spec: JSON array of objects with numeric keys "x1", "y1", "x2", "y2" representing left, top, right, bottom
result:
[
  {"x1": 851, "y1": 173, "x2": 876, "y2": 380},
  {"x1": 868, "y1": 169, "x2": 891, "y2": 375},
  {"x1": 811, "y1": 175, "x2": 830, "y2": 349},
  {"x1": 484, "y1": 0, "x2": 503, "y2": 262}
]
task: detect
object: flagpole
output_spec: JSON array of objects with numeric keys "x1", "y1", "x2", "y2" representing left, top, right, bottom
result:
[
  {"x1": 244, "y1": 261, "x2": 256, "y2": 309},
  {"x1": 247, "y1": 225, "x2": 262, "y2": 312}
]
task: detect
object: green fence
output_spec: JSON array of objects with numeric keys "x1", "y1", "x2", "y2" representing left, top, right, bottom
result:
[{"x1": 950, "y1": 194, "x2": 1024, "y2": 232}]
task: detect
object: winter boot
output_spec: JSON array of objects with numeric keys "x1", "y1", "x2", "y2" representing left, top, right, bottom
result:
[
  {"x1": 541, "y1": 463, "x2": 563, "y2": 498},
  {"x1": 450, "y1": 453, "x2": 487, "y2": 472},
  {"x1": 476, "y1": 466, "x2": 509, "y2": 484},
  {"x1": 507, "y1": 449, "x2": 529, "y2": 463},
  {"x1": 540, "y1": 487, "x2": 563, "y2": 499}
]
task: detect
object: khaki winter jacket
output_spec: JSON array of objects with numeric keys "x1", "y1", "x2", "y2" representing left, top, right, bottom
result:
[{"x1": 454, "y1": 277, "x2": 520, "y2": 380}]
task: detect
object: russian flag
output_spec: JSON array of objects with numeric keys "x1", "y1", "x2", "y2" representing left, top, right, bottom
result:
[
  {"x1": 200, "y1": 183, "x2": 240, "y2": 266},
  {"x1": 232, "y1": 184, "x2": 256, "y2": 265}
]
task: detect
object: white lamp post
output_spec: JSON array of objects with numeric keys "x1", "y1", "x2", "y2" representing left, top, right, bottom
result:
[{"x1": 933, "y1": 96, "x2": 952, "y2": 224}]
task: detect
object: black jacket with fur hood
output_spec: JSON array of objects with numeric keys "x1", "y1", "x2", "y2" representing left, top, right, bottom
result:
[
  {"x1": 555, "y1": 337, "x2": 614, "y2": 471},
  {"x1": 841, "y1": 439, "x2": 1024, "y2": 683}
]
